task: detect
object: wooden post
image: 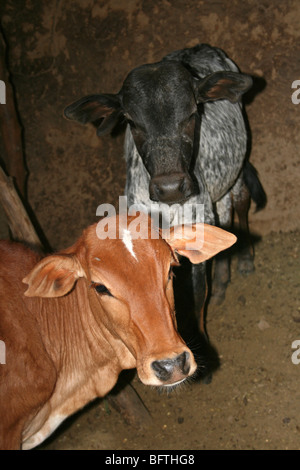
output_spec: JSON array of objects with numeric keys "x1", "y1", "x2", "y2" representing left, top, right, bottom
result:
[
  {"x1": 107, "y1": 375, "x2": 152, "y2": 429},
  {"x1": 0, "y1": 165, "x2": 43, "y2": 250},
  {"x1": 0, "y1": 26, "x2": 26, "y2": 197}
]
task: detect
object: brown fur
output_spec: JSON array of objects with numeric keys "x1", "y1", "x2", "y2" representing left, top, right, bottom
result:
[{"x1": 0, "y1": 215, "x2": 235, "y2": 449}]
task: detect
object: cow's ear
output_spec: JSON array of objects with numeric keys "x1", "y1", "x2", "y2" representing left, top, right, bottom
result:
[
  {"x1": 23, "y1": 254, "x2": 85, "y2": 298},
  {"x1": 64, "y1": 94, "x2": 122, "y2": 136},
  {"x1": 195, "y1": 71, "x2": 252, "y2": 103},
  {"x1": 163, "y1": 223, "x2": 237, "y2": 264}
]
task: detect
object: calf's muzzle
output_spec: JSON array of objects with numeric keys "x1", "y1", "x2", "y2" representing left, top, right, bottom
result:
[{"x1": 149, "y1": 173, "x2": 197, "y2": 204}]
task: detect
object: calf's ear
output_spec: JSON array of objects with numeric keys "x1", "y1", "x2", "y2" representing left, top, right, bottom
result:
[
  {"x1": 23, "y1": 254, "x2": 85, "y2": 298},
  {"x1": 196, "y1": 71, "x2": 252, "y2": 103},
  {"x1": 163, "y1": 223, "x2": 237, "y2": 264},
  {"x1": 64, "y1": 93, "x2": 122, "y2": 136}
]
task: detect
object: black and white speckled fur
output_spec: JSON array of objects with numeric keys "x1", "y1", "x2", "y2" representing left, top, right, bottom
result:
[
  {"x1": 124, "y1": 44, "x2": 247, "y2": 229},
  {"x1": 121, "y1": 45, "x2": 254, "y2": 329}
]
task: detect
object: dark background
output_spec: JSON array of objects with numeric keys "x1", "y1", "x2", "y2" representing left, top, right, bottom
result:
[{"x1": 0, "y1": 0, "x2": 299, "y2": 248}]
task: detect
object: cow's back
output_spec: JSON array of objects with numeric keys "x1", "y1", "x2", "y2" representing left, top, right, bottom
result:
[
  {"x1": 0, "y1": 241, "x2": 56, "y2": 449},
  {"x1": 0, "y1": 240, "x2": 40, "y2": 278}
]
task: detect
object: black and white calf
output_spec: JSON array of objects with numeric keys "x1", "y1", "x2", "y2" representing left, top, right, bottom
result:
[{"x1": 64, "y1": 43, "x2": 266, "y2": 331}]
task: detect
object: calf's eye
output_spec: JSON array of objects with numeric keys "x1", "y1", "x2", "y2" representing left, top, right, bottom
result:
[{"x1": 92, "y1": 283, "x2": 113, "y2": 297}]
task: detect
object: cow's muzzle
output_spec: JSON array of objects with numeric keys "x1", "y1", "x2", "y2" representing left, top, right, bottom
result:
[{"x1": 149, "y1": 173, "x2": 197, "y2": 204}]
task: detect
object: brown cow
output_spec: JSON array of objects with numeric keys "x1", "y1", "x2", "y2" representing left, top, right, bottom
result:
[{"x1": 0, "y1": 214, "x2": 235, "y2": 449}]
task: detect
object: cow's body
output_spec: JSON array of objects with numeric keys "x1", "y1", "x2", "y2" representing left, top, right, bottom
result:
[{"x1": 0, "y1": 215, "x2": 236, "y2": 449}]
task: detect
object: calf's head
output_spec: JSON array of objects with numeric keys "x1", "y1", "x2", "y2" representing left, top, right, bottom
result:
[
  {"x1": 64, "y1": 60, "x2": 252, "y2": 204},
  {"x1": 23, "y1": 215, "x2": 236, "y2": 387}
]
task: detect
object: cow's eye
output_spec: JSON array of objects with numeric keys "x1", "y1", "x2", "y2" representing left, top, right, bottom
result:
[
  {"x1": 92, "y1": 283, "x2": 113, "y2": 296},
  {"x1": 126, "y1": 118, "x2": 136, "y2": 129},
  {"x1": 125, "y1": 116, "x2": 146, "y2": 134}
]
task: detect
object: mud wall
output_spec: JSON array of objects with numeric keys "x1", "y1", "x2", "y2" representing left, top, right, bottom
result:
[{"x1": 0, "y1": 0, "x2": 299, "y2": 249}]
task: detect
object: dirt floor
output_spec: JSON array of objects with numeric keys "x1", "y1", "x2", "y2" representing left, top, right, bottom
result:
[{"x1": 39, "y1": 228, "x2": 300, "y2": 451}]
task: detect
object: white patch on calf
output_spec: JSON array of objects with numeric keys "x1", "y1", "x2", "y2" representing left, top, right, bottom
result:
[
  {"x1": 22, "y1": 413, "x2": 67, "y2": 450},
  {"x1": 122, "y1": 229, "x2": 138, "y2": 261}
]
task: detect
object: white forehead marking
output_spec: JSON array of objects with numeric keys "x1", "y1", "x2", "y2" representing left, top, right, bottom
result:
[{"x1": 122, "y1": 229, "x2": 138, "y2": 261}]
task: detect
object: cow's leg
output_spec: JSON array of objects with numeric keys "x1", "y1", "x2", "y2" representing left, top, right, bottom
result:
[
  {"x1": 191, "y1": 261, "x2": 215, "y2": 383},
  {"x1": 210, "y1": 193, "x2": 233, "y2": 305},
  {"x1": 192, "y1": 261, "x2": 225, "y2": 384},
  {"x1": 191, "y1": 262, "x2": 207, "y2": 336},
  {"x1": 232, "y1": 180, "x2": 254, "y2": 275}
]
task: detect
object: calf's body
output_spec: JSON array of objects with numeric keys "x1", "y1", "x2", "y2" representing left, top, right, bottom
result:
[
  {"x1": 0, "y1": 215, "x2": 236, "y2": 449},
  {"x1": 0, "y1": 241, "x2": 136, "y2": 449}
]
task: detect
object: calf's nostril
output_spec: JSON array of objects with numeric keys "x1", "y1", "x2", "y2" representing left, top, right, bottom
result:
[
  {"x1": 149, "y1": 181, "x2": 161, "y2": 201},
  {"x1": 180, "y1": 177, "x2": 196, "y2": 199},
  {"x1": 151, "y1": 351, "x2": 191, "y2": 382},
  {"x1": 156, "y1": 184, "x2": 165, "y2": 198},
  {"x1": 179, "y1": 178, "x2": 186, "y2": 193},
  {"x1": 176, "y1": 351, "x2": 190, "y2": 375},
  {"x1": 151, "y1": 359, "x2": 173, "y2": 382}
]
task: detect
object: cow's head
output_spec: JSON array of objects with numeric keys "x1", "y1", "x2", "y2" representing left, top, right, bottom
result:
[
  {"x1": 23, "y1": 214, "x2": 236, "y2": 388},
  {"x1": 64, "y1": 60, "x2": 252, "y2": 204}
]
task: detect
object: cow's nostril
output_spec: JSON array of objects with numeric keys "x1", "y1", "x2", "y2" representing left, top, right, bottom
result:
[
  {"x1": 149, "y1": 181, "x2": 161, "y2": 202},
  {"x1": 179, "y1": 178, "x2": 186, "y2": 193},
  {"x1": 180, "y1": 176, "x2": 199, "y2": 200},
  {"x1": 151, "y1": 352, "x2": 191, "y2": 382},
  {"x1": 179, "y1": 177, "x2": 192, "y2": 196},
  {"x1": 151, "y1": 358, "x2": 174, "y2": 381},
  {"x1": 156, "y1": 184, "x2": 165, "y2": 198},
  {"x1": 176, "y1": 351, "x2": 190, "y2": 375}
]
